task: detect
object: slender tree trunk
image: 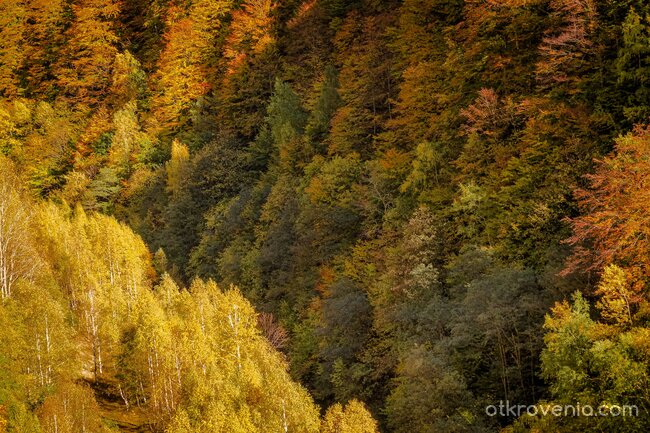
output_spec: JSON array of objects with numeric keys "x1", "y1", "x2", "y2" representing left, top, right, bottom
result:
[{"x1": 228, "y1": 305, "x2": 242, "y2": 370}]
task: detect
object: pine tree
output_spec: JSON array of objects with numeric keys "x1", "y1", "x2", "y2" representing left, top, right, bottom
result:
[
  {"x1": 266, "y1": 78, "x2": 308, "y2": 170},
  {"x1": 305, "y1": 65, "x2": 342, "y2": 153},
  {"x1": 616, "y1": 8, "x2": 650, "y2": 124}
]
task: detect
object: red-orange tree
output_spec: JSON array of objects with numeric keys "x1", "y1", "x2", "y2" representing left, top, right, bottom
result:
[{"x1": 565, "y1": 124, "x2": 650, "y2": 288}]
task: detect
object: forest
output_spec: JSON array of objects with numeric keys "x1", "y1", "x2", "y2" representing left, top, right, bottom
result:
[{"x1": 1, "y1": 0, "x2": 650, "y2": 431}]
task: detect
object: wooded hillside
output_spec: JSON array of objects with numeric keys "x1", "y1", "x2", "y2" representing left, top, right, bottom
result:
[{"x1": 1, "y1": 0, "x2": 650, "y2": 432}]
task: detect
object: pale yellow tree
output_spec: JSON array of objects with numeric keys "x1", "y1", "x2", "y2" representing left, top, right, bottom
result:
[
  {"x1": 110, "y1": 101, "x2": 145, "y2": 173},
  {"x1": 35, "y1": 201, "x2": 153, "y2": 377},
  {"x1": 0, "y1": 158, "x2": 38, "y2": 300},
  {"x1": 166, "y1": 140, "x2": 190, "y2": 196}
]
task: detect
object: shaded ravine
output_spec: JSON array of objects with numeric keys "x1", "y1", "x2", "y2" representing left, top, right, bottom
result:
[{"x1": 87, "y1": 376, "x2": 152, "y2": 433}]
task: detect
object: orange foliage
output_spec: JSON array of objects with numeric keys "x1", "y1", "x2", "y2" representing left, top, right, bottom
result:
[
  {"x1": 223, "y1": 0, "x2": 275, "y2": 75},
  {"x1": 378, "y1": 148, "x2": 410, "y2": 172},
  {"x1": 384, "y1": 61, "x2": 439, "y2": 147},
  {"x1": 315, "y1": 265, "x2": 337, "y2": 296},
  {"x1": 55, "y1": 0, "x2": 120, "y2": 106},
  {"x1": 565, "y1": 124, "x2": 650, "y2": 288},
  {"x1": 152, "y1": 14, "x2": 209, "y2": 130},
  {"x1": 152, "y1": 1, "x2": 234, "y2": 131},
  {"x1": 305, "y1": 175, "x2": 326, "y2": 204},
  {"x1": 287, "y1": 0, "x2": 316, "y2": 29},
  {"x1": 0, "y1": 0, "x2": 25, "y2": 97},
  {"x1": 329, "y1": 12, "x2": 394, "y2": 156},
  {"x1": 485, "y1": 0, "x2": 546, "y2": 7},
  {"x1": 536, "y1": 0, "x2": 597, "y2": 86},
  {"x1": 76, "y1": 107, "x2": 112, "y2": 160},
  {"x1": 0, "y1": 405, "x2": 5, "y2": 433},
  {"x1": 23, "y1": 0, "x2": 66, "y2": 96}
]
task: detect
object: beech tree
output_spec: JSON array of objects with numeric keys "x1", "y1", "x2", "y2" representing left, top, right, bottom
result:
[
  {"x1": 565, "y1": 125, "x2": 650, "y2": 287},
  {"x1": 536, "y1": 0, "x2": 598, "y2": 87},
  {"x1": 152, "y1": 1, "x2": 234, "y2": 132},
  {"x1": 151, "y1": 10, "x2": 209, "y2": 132},
  {"x1": 165, "y1": 140, "x2": 190, "y2": 196},
  {"x1": 329, "y1": 12, "x2": 394, "y2": 157},
  {"x1": 223, "y1": 0, "x2": 275, "y2": 74}
]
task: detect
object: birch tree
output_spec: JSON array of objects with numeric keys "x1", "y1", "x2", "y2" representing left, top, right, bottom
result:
[{"x1": 0, "y1": 158, "x2": 37, "y2": 300}]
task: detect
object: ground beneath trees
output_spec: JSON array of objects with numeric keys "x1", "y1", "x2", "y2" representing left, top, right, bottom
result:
[{"x1": 87, "y1": 376, "x2": 152, "y2": 433}]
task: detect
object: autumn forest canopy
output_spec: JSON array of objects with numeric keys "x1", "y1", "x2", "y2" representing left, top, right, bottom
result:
[{"x1": 2, "y1": 0, "x2": 650, "y2": 432}]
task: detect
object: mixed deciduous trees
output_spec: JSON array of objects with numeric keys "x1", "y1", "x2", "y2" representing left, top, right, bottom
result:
[
  {"x1": 2, "y1": 0, "x2": 650, "y2": 432},
  {"x1": 0, "y1": 0, "x2": 26, "y2": 98},
  {"x1": 566, "y1": 125, "x2": 650, "y2": 287},
  {"x1": 0, "y1": 155, "x2": 369, "y2": 432},
  {"x1": 510, "y1": 288, "x2": 650, "y2": 433}
]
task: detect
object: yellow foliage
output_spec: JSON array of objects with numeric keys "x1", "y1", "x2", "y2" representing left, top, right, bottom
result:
[
  {"x1": 55, "y1": 0, "x2": 120, "y2": 106},
  {"x1": 0, "y1": 0, "x2": 26, "y2": 97},
  {"x1": 321, "y1": 400, "x2": 379, "y2": 433},
  {"x1": 596, "y1": 264, "x2": 633, "y2": 326},
  {"x1": 166, "y1": 140, "x2": 190, "y2": 196},
  {"x1": 0, "y1": 405, "x2": 6, "y2": 433},
  {"x1": 223, "y1": 0, "x2": 276, "y2": 74}
]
